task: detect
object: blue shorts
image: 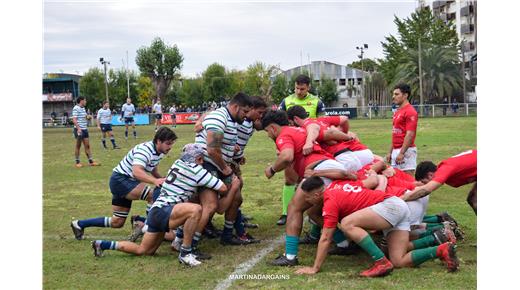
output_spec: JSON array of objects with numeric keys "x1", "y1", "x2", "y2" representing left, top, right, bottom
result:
[
  {"x1": 100, "y1": 124, "x2": 112, "y2": 132},
  {"x1": 152, "y1": 186, "x2": 162, "y2": 202},
  {"x1": 146, "y1": 205, "x2": 173, "y2": 233},
  {"x1": 109, "y1": 172, "x2": 140, "y2": 208},
  {"x1": 73, "y1": 128, "x2": 89, "y2": 139},
  {"x1": 155, "y1": 113, "x2": 162, "y2": 120},
  {"x1": 124, "y1": 117, "x2": 134, "y2": 124}
]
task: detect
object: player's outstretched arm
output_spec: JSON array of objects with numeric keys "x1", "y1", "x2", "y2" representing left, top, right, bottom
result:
[
  {"x1": 401, "y1": 181, "x2": 442, "y2": 201},
  {"x1": 265, "y1": 148, "x2": 294, "y2": 178},
  {"x1": 132, "y1": 165, "x2": 165, "y2": 187},
  {"x1": 303, "y1": 123, "x2": 321, "y2": 155}
]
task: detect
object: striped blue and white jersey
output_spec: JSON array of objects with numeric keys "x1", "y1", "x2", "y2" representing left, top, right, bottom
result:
[
  {"x1": 235, "y1": 119, "x2": 254, "y2": 159},
  {"x1": 113, "y1": 141, "x2": 164, "y2": 178},
  {"x1": 122, "y1": 103, "x2": 135, "y2": 117},
  {"x1": 153, "y1": 103, "x2": 162, "y2": 113},
  {"x1": 152, "y1": 159, "x2": 224, "y2": 209},
  {"x1": 72, "y1": 105, "x2": 88, "y2": 129},
  {"x1": 195, "y1": 107, "x2": 238, "y2": 169},
  {"x1": 97, "y1": 108, "x2": 112, "y2": 124}
]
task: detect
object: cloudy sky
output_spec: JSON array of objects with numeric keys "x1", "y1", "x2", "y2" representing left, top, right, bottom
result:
[{"x1": 44, "y1": 0, "x2": 417, "y2": 77}]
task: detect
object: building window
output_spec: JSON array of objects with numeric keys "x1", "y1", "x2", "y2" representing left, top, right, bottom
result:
[{"x1": 339, "y1": 78, "x2": 346, "y2": 86}]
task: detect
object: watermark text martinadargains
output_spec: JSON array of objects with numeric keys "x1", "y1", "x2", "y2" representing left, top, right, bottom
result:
[{"x1": 228, "y1": 274, "x2": 290, "y2": 280}]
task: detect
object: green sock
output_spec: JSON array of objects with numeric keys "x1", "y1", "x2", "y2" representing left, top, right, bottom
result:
[
  {"x1": 411, "y1": 246, "x2": 439, "y2": 266},
  {"x1": 426, "y1": 223, "x2": 444, "y2": 230},
  {"x1": 309, "y1": 224, "x2": 321, "y2": 239},
  {"x1": 422, "y1": 215, "x2": 440, "y2": 223},
  {"x1": 282, "y1": 185, "x2": 296, "y2": 215},
  {"x1": 412, "y1": 235, "x2": 437, "y2": 250},
  {"x1": 332, "y1": 228, "x2": 347, "y2": 244},
  {"x1": 358, "y1": 235, "x2": 385, "y2": 261}
]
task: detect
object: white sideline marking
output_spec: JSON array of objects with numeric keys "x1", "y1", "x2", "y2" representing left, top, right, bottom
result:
[{"x1": 214, "y1": 234, "x2": 285, "y2": 290}]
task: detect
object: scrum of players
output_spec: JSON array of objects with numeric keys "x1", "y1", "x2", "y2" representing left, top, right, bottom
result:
[{"x1": 70, "y1": 82, "x2": 477, "y2": 277}]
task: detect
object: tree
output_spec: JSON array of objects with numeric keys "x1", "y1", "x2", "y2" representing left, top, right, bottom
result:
[
  {"x1": 348, "y1": 58, "x2": 380, "y2": 72},
  {"x1": 243, "y1": 61, "x2": 280, "y2": 101},
  {"x1": 379, "y1": 6, "x2": 460, "y2": 94},
  {"x1": 78, "y1": 68, "x2": 105, "y2": 112},
  {"x1": 226, "y1": 69, "x2": 246, "y2": 97},
  {"x1": 315, "y1": 76, "x2": 339, "y2": 106},
  {"x1": 390, "y1": 44, "x2": 462, "y2": 103},
  {"x1": 271, "y1": 74, "x2": 291, "y2": 105},
  {"x1": 178, "y1": 78, "x2": 205, "y2": 107},
  {"x1": 107, "y1": 68, "x2": 139, "y2": 107},
  {"x1": 136, "y1": 37, "x2": 183, "y2": 101},
  {"x1": 136, "y1": 75, "x2": 155, "y2": 108},
  {"x1": 202, "y1": 63, "x2": 229, "y2": 102}
]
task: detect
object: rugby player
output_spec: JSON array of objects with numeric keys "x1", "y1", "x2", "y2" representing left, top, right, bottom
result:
[
  {"x1": 91, "y1": 144, "x2": 227, "y2": 267},
  {"x1": 276, "y1": 74, "x2": 326, "y2": 226},
  {"x1": 72, "y1": 96, "x2": 100, "y2": 167},
  {"x1": 191, "y1": 92, "x2": 253, "y2": 248},
  {"x1": 261, "y1": 110, "x2": 352, "y2": 266},
  {"x1": 294, "y1": 176, "x2": 459, "y2": 277},
  {"x1": 153, "y1": 99, "x2": 163, "y2": 132},
  {"x1": 121, "y1": 97, "x2": 137, "y2": 140},
  {"x1": 70, "y1": 127, "x2": 177, "y2": 240},
  {"x1": 385, "y1": 83, "x2": 418, "y2": 175},
  {"x1": 402, "y1": 149, "x2": 477, "y2": 214},
  {"x1": 96, "y1": 101, "x2": 120, "y2": 149}
]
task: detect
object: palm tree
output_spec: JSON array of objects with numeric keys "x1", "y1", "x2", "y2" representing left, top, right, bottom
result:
[{"x1": 390, "y1": 43, "x2": 462, "y2": 104}]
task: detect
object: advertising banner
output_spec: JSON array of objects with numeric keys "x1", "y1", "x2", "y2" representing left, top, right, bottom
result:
[
  {"x1": 324, "y1": 107, "x2": 358, "y2": 119},
  {"x1": 111, "y1": 114, "x2": 150, "y2": 125},
  {"x1": 161, "y1": 113, "x2": 201, "y2": 125}
]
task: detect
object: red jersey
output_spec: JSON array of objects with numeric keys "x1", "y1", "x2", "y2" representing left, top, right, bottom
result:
[
  {"x1": 322, "y1": 180, "x2": 392, "y2": 228},
  {"x1": 275, "y1": 126, "x2": 332, "y2": 177},
  {"x1": 302, "y1": 119, "x2": 327, "y2": 143},
  {"x1": 317, "y1": 116, "x2": 342, "y2": 128},
  {"x1": 323, "y1": 139, "x2": 368, "y2": 156},
  {"x1": 392, "y1": 103, "x2": 418, "y2": 149},
  {"x1": 432, "y1": 150, "x2": 477, "y2": 188}
]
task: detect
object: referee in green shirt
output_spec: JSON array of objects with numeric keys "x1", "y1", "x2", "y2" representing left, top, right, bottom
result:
[{"x1": 276, "y1": 74, "x2": 325, "y2": 225}]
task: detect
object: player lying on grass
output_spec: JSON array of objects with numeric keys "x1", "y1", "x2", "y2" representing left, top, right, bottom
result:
[
  {"x1": 91, "y1": 144, "x2": 228, "y2": 266},
  {"x1": 401, "y1": 149, "x2": 477, "y2": 214},
  {"x1": 70, "y1": 127, "x2": 177, "y2": 240},
  {"x1": 294, "y1": 176, "x2": 459, "y2": 277},
  {"x1": 260, "y1": 110, "x2": 356, "y2": 266}
]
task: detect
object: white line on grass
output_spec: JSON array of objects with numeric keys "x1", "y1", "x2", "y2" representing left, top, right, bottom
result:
[{"x1": 214, "y1": 234, "x2": 285, "y2": 290}]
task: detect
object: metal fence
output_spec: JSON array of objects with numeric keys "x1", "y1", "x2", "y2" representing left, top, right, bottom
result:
[{"x1": 353, "y1": 103, "x2": 477, "y2": 119}]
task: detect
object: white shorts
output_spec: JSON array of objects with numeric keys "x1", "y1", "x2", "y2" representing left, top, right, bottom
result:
[
  {"x1": 369, "y1": 196, "x2": 411, "y2": 235},
  {"x1": 313, "y1": 159, "x2": 345, "y2": 186},
  {"x1": 406, "y1": 195, "x2": 430, "y2": 226},
  {"x1": 352, "y1": 149, "x2": 374, "y2": 167},
  {"x1": 335, "y1": 152, "x2": 362, "y2": 172},
  {"x1": 391, "y1": 147, "x2": 417, "y2": 171}
]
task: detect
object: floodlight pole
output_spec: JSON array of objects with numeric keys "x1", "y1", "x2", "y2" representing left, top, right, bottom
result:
[
  {"x1": 100, "y1": 57, "x2": 110, "y2": 103},
  {"x1": 356, "y1": 44, "x2": 368, "y2": 114}
]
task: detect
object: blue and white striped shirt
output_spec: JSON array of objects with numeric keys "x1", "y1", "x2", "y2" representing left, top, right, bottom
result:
[
  {"x1": 72, "y1": 105, "x2": 88, "y2": 129},
  {"x1": 122, "y1": 103, "x2": 135, "y2": 117},
  {"x1": 153, "y1": 159, "x2": 224, "y2": 209},
  {"x1": 96, "y1": 108, "x2": 112, "y2": 125},
  {"x1": 113, "y1": 141, "x2": 164, "y2": 178},
  {"x1": 195, "y1": 107, "x2": 238, "y2": 169},
  {"x1": 235, "y1": 119, "x2": 254, "y2": 159}
]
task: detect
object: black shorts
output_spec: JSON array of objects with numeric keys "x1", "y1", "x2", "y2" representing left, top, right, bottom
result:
[
  {"x1": 100, "y1": 124, "x2": 112, "y2": 132},
  {"x1": 124, "y1": 117, "x2": 134, "y2": 124},
  {"x1": 197, "y1": 161, "x2": 232, "y2": 193},
  {"x1": 146, "y1": 205, "x2": 173, "y2": 233},
  {"x1": 171, "y1": 114, "x2": 176, "y2": 120},
  {"x1": 155, "y1": 113, "x2": 162, "y2": 120},
  {"x1": 73, "y1": 128, "x2": 89, "y2": 139},
  {"x1": 109, "y1": 172, "x2": 141, "y2": 208}
]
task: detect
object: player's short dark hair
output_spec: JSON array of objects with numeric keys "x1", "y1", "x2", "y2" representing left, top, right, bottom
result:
[
  {"x1": 261, "y1": 109, "x2": 289, "y2": 128},
  {"x1": 393, "y1": 83, "x2": 411, "y2": 96},
  {"x1": 229, "y1": 92, "x2": 253, "y2": 107},
  {"x1": 153, "y1": 127, "x2": 178, "y2": 144},
  {"x1": 295, "y1": 74, "x2": 311, "y2": 86},
  {"x1": 301, "y1": 176, "x2": 324, "y2": 192},
  {"x1": 251, "y1": 96, "x2": 268, "y2": 109},
  {"x1": 286, "y1": 105, "x2": 309, "y2": 120},
  {"x1": 415, "y1": 161, "x2": 437, "y2": 181},
  {"x1": 103, "y1": 100, "x2": 109, "y2": 105},
  {"x1": 76, "y1": 96, "x2": 85, "y2": 104}
]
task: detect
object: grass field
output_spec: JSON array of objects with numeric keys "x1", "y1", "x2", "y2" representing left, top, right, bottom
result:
[{"x1": 43, "y1": 117, "x2": 476, "y2": 289}]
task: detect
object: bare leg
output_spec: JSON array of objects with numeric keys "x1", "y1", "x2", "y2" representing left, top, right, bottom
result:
[
  {"x1": 116, "y1": 232, "x2": 164, "y2": 255},
  {"x1": 467, "y1": 182, "x2": 477, "y2": 214}
]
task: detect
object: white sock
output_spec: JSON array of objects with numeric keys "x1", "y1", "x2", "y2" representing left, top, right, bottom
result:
[
  {"x1": 337, "y1": 240, "x2": 350, "y2": 248},
  {"x1": 286, "y1": 254, "x2": 296, "y2": 260}
]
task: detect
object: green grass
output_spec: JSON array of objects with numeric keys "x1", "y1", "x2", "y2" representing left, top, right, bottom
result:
[{"x1": 43, "y1": 117, "x2": 476, "y2": 289}]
